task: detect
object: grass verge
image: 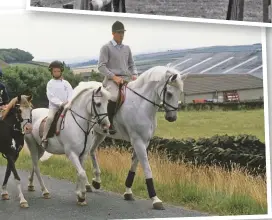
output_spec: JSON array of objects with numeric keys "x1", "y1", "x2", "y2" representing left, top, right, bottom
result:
[{"x1": 0, "y1": 146, "x2": 267, "y2": 216}]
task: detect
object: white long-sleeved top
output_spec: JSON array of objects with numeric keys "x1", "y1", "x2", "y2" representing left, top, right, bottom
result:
[{"x1": 46, "y1": 78, "x2": 73, "y2": 109}]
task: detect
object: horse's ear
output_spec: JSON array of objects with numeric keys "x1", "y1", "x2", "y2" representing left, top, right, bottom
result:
[
  {"x1": 17, "y1": 95, "x2": 21, "y2": 104},
  {"x1": 27, "y1": 94, "x2": 33, "y2": 102},
  {"x1": 171, "y1": 74, "x2": 178, "y2": 82},
  {"x1": 96, "y1": 86, "x2": 101, "y2": 94},
  {"x1": 181, "y1": 73, "x2": 189, "y2": 81}
]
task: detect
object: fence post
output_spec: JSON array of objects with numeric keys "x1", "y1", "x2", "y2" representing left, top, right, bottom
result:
[{"x1": 226, "y1": 0, "x2": 245, "y2": 21}]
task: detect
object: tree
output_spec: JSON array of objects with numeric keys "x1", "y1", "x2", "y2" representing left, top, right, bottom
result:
[{"x1": 1, "y1": 66, "x2": 83, "y2": 107}]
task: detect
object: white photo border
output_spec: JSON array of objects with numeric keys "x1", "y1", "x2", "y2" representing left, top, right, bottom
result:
[
  {"x1": 25, "y1": 0, "x2": 272, "y2": 28},
  {"x1": 20, "y1": 5, "x2": 272, "y2": 220}
]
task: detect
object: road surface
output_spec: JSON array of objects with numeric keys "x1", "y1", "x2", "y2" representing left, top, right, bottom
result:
[{"x1": 0, "y1": 167, "x2": 209, "y2": 219}]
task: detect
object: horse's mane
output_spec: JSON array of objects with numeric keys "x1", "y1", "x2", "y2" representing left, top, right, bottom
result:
[
  {"x1": 66, "y1": 81, "x2": 111, "y2": 108},
  {"x1": 128, "y1": 66, "x2": 184, "y2": 91},
  {"x1": 1, "y1": 95, "x2": 33, "y2": 120}
]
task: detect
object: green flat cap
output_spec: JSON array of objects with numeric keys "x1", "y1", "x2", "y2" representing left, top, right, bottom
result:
[{"x1": 112, "y1": 21, "x2": 126, "y2": 32}]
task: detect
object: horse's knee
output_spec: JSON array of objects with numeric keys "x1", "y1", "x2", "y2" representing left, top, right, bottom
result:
[{"x1": 78, "y1": 170, "x2": 87, "y2": 180}]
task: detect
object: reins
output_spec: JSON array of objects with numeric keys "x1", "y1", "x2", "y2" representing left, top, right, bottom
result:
[{"x1": 125, "y1": 75, "x2": 179, "y2": 112}]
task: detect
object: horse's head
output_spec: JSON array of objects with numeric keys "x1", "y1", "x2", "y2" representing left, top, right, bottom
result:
[
  {"x1": 86, "y1": 86, "x2": 111, "y2": 133},
  {"x1": 158, "y1": 69, "x2": 186, "y2": 122},
  {"x1": 16, "y1": 94, "x2": 33, "y2": 134}
]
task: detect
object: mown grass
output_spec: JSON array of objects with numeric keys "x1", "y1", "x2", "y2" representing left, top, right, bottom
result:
[{"x1": 0, "y1": 109, "x2": 266, "y2": 215}]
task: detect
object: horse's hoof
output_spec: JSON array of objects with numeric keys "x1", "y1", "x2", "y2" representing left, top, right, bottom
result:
[
  {"x1": 1, "y1": 194, "x2": 9, "y2": 200},
  {"x1": 92, "y1": 180, "x2": 100, "y2": 189},
  {"x1": 85, "y1": 185, "x2": 92, "y2": 192},
  {"x1": 43, "y1": 192, "x2": 51, "y2": 199},
  {"x1": 77, "y1": 200, "x2": 87, "y2": 206},
  {"x1": 124, "y1": 193, "x2": 134, "y2": 201},
  {"x1": 77, "y1": 196, "x2": 87, "y2": 206},
  {"x1": 28, "y1": 185, "x2": 35, "y2": 191},
  {"x1": 153, "y1": 202, "x2": 165, "y2": 210},
  {"x1": 20, "y1": 202, "x2": 29, "y2": 208}
]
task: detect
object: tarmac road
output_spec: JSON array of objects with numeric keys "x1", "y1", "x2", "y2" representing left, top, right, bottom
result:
[{"x1": 0, "y1": 167, "x2": 209, "y2": 219}]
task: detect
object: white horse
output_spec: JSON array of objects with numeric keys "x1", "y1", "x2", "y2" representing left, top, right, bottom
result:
[
  {"x1": 24, "y1": 83, "x2": 111, "y2": 205},
  {"x1": 84, "y1": 66, "x2": 187, "y2": 210}
]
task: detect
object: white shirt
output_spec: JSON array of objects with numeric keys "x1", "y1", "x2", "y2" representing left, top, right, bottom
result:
[{"x1": 46, "y1": 78, "x2": 73, "y2": 109}]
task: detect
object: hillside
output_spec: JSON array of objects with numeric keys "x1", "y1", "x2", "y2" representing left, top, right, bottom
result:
[
  {"x1": 0, "y1": 48, "x2": 34, "y2": 63},
  {"x1": 70, "y1": 44, "x2": 263, "y2": 79},
  {"x1": 0, "y1": 48, "x2": 50, "y2": 69}
]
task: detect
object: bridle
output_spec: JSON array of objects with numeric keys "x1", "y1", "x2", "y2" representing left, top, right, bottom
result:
[
  {"x1": 126, "y1": 75, "x2": 179, "y2": 112},
  {"x1": 66, "y1": 89, "x2": 108, "y2": 159},
  {"x1": 21, "y1": 108, "x2": 33, "y2": 130}
]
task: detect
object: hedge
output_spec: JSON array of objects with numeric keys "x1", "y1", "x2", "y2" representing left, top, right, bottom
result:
[
  {"x1": 101, "y1": 134, "x2": 266, "y2": 177},
  {"x1": 157, "y1": 101, "x2": 264, "y2": 112}
]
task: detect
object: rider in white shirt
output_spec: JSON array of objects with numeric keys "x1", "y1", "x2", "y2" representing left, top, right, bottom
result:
[{"x1": 41, "y1": 60, "x2": 73, "y2": 148}]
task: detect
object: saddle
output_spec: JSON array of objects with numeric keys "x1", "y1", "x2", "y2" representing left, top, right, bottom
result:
[
  {"x1": 114, "y1": 81, "x2": 128, "y2": 115},
  {"x1": 39, "y1": 106, "x2": 68, "y2": 139}
]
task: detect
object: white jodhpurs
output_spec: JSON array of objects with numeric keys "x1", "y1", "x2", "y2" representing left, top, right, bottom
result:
[{"x1": 42, "y1": 108, "x2": 58, "y2": 140}]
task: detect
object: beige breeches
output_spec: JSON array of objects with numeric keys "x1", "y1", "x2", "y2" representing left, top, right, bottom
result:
[
  {"x1": 105, "y1": 80, "x2": 119, "y2": 102},
  {"x1": 104, "y1": 76, "x2": 131, "y2": 102}
]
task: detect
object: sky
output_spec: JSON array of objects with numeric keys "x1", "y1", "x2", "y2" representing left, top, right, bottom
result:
[{"x1": 0, "y1": 9, "x2": 263, "y2": 63}]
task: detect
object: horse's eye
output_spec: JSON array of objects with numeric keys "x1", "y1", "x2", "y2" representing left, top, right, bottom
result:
[
  {"x1": 167, "y1": 92, "x2": 172, "y2": 98},
  {"x1": 96, "y1": 103, "x2": 101, "y2": 107}
]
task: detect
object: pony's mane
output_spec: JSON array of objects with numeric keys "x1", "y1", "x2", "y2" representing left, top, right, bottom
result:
[
  {"x1": 1, "y1": 95, "x2": 32, "y2": 120},
  {"x1": 128, "y1": 66, "x2": 184, "y2": 90},
  {"x1": 66, "y1": 81, "x2": 111, "y2": 108}
]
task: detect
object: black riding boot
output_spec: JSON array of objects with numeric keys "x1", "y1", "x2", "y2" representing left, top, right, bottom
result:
[{"x1": 107, "y1": 100, "x2": 117, "y2": 135}]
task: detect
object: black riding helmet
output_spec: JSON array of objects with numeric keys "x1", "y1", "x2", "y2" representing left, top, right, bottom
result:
[{"x1": 48, "y1": 60, "x2": 64, "y2": 73}]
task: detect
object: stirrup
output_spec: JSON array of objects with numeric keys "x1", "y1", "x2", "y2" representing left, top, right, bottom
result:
[{"x1": 109, "y1": 125, "x2": 116, "y2": 135}]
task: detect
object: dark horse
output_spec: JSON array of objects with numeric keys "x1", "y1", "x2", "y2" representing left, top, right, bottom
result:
[{"x1": 0, "y1": 94, "x2": 33, "y2": 208}]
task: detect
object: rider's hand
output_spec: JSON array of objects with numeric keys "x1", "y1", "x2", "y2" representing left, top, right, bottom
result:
[
  {"x1": 112, "y1": 75, "x2": 124, "y2": 85},
  {"x1": 61, "y1": 101, "x2": 68, "y2": 107}
]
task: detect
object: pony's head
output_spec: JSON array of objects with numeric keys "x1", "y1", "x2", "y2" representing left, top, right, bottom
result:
[
  {"x1": 2, "y1": 94, "x2": 33, "y2": 134},
  {"x1": 88, "y1": 86, "x2": 111, "y2": 133},
  {"x1": 73, "y1": 82, "x2": 111, "y2": 133}
]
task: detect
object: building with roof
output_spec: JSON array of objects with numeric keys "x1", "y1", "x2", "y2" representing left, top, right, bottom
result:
[{"x1": 181, "y1": 74, "x2": 263, "y2": 103}]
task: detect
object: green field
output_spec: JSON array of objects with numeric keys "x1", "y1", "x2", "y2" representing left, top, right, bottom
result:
[
  {"x1": 9, "y1": 62, "x2": 48, "y2": 69},
  {"x1": 0, "y1": 109, "x2": 266, "y2": 215},
  {"x1": 155, "y1": 109, "x2": 265, "y2": 142}
]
